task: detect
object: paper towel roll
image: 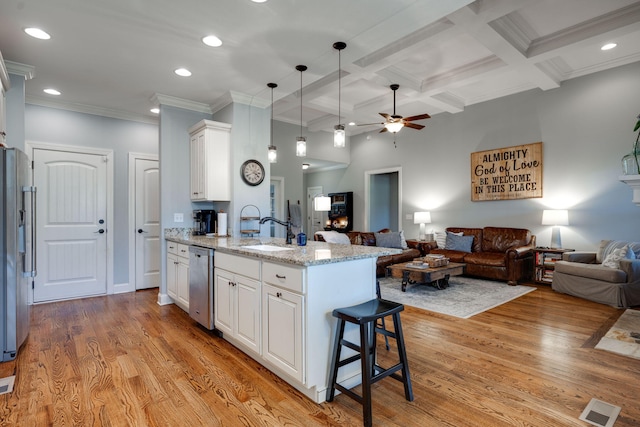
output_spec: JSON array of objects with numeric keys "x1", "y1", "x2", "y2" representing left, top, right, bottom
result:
[{"x1": 217, "y1": 212, "x2": 227, "y2": 237}]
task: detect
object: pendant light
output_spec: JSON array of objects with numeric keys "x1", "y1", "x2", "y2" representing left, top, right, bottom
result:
[
  {"x1": 295, "y1": 65, "x2": 307, "y2": 157},
  {"x1": 333, "y1": 42, "x2": 346, "y2": 148},
  {"x1": 267, "y1": 82, "x2": 277, "y2": 163}
]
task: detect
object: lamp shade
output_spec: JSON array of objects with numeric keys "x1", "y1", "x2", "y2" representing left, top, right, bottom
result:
[
  {"x1": 413, "y1": 211, "x2": 431, "y2": 225},
  {"x1": 314, "y1": 195, "x2": 331, "y2": 211},
  {"x1": 541, "y1": 209, "x2": 569, "y2": 226}
]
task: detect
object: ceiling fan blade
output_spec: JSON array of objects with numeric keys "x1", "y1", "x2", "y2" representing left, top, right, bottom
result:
[
  {"x1": 403, "y1": 113, "x2": 431, "y2": 122},
  {"x1": 379, "y1": 127, "x2": 388, "y2": 133},
  {"x1": 379, "y1": 113, "x2": 392, "y2": 120},
  {"x1": 404, "y1": 122, "x2": 425, "y2": 130},
  {"x1": 357, "y1": 122, "x2": 384, "y2": 126}
]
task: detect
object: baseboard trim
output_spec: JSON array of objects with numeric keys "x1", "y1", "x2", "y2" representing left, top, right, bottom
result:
[{"x1": 157, "y1": 293, "x2": 174, "y2": 306}]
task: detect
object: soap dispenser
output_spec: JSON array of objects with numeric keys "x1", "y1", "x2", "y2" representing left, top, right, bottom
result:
[{"x1": 296, "y1": 228, "x2": 307, "y2": 246}]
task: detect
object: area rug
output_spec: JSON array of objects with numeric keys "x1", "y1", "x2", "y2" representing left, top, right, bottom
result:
[
  {"x1": 378, "y1": 276, "x2": 536, "y2": 319},
  {"x1": 595, "y1": 309, "x2": 640, "y2": 359}
]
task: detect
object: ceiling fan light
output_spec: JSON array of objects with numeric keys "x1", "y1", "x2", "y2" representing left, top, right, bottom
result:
[
  {"x1": 334, "y1": 124, "x2": 345, "y2": 148},
  {"x1": 268, "y1": 145, "x2": 277, "y2": 163},
  {"x1": 385, "y1": 121, "x2": 404, "y2": 133},
  {"x1": 296, "y1": 137, "x2": 307, "y2": 157}
]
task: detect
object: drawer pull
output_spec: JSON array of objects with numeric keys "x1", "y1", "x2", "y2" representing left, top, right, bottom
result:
[
  {"x1": 275, "y1": 274, "x2": 286, "y2": 279},
  {"x1": 276, "y1": 292, "x2": 282, "y2": 298}
]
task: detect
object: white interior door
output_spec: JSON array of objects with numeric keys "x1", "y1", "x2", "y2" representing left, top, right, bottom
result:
[
  {"x1": 33, "y1": 148, "x2": 108, "y2": 302},
  {"x1": 135, "y1": 158, "x2": 159, "y2": 289},
  {"x1": 307, "y1": 186, "x2": 323, "y2": 235}
]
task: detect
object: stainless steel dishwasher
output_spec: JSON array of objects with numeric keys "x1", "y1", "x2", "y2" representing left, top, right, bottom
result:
[{"x1": 188, "y1": 246, "x2": 215, "y2": 330}]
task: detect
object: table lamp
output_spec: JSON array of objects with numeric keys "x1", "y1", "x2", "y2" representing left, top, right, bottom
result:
[
  {"x1": 541, "y1": 209, "x2": 569, "y2": 249},
  {"x1": 313, "y1": 194, "x2": 331, "y2": 212},
  {"x1": 413, "y1": 211, "x2": 431, "y2": 241}
]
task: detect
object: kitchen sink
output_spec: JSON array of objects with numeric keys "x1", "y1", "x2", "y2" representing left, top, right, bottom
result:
[{"x1": 241, "y1": 244, "x2": 295, "y2": 252}]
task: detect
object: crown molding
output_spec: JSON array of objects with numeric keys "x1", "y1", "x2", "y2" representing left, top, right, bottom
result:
[
  {"x1": 5, "y1": 61, "x2": 36, "y2": 80},
  {"x1": 26, "y1": 95, "x2": 158, "y2": 125},
  {"x1": 0, "y1": 54, "x2": 9, "y2": 91},
  {"x1": 150, "y1": 93, "x2": 212, "y2": 114},
  {"x1": 209, "y1": 90, "x2": 271, "y2": 114}
]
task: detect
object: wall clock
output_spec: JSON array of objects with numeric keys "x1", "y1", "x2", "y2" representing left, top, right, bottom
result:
[{"x1": 240, "y1": 159, "x2": 265, "y2": 186}]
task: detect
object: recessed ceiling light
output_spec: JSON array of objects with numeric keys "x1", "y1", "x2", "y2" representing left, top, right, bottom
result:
[
  {"x1": 174, "y1": 68, "x2": 192, "y2": 77},
  {"x1": 150, "y1": 108, "x2": 160, "y2": 114},
  {"x1": 43, "y1": 88, "x2": 61, "y2": 95},
  {"x1": 24, "y1": 27, "x2": 51, "y2": 40},
  {"x1": 251, "y1": 0, "x2": 268, "y2": 3},
  {"x1": 202, "y1": 35, "x2": 222, "y2": 47},
  {"x1": 348, "y1": 122, "x2": 356, "y2": 126},
  {"x1": 601, "y1": 43, "x2": 617, "y2": 51},
  {"x1": 302, "y1": 163, "x2": 310, "y2": 169}
]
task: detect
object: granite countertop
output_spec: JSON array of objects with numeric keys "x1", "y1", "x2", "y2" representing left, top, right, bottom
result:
[{"x1": 165, "y1": 230, "x2": 401, "y2": 267}]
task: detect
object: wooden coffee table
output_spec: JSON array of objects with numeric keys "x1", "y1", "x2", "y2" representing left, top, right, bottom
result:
[{"x1": 386, "y1": 262, "x2": 466, "y2": 292}]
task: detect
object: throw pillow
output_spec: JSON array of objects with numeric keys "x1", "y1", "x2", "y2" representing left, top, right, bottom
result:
[
  {"x1": 444, "y1": 232, "x2": 474, "y2": 253},
  {"x1": 602, "y1": 244, "x2": 633, "y2": 269},
  {"x1": 435, "y1": 231, "x2": 462, "y2": 248},
  {"x1": 316, "y1": 231, "x2": 351, "y2": 245},
  {"x1": 374, "y1": 231, "x2": 403, "y2": 249},
  {"x1": 399, "y1": 230, "x2": 408, "y2": 249}
]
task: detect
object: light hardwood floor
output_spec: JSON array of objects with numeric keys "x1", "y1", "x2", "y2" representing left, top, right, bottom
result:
[{"x1": 1, "y1": 284, "x2": 638, "y2": 426}]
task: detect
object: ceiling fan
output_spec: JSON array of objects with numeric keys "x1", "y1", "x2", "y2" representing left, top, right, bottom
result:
[{"x1": 359, "y1": 84, "x2": 431, "y2": 133}]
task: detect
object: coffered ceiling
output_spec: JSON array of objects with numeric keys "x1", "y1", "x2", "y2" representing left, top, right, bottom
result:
[{"x1": 1, "y1": 0, "x2": 639, "y2": 136}]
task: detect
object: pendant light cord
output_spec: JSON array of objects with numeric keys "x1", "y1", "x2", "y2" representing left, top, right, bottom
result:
[{"x1": 338, "y1": 48, "x2": 341, "y2": 125}]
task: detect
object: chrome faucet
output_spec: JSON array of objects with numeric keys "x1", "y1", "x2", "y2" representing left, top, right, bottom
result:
[{"x1": 259, "y1": 216, "x2": 295, "y2": 244}]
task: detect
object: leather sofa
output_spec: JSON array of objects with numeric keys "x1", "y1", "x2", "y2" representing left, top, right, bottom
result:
[
  {"x1": 314, "y1": 229, "x2": 421, "y2": 277},
  {"x1": 430, "y1": 227, "x2": 536, "y2": 285},
  {"x1": 552, "y1": 240, "x2": 640, "y2": 308}
]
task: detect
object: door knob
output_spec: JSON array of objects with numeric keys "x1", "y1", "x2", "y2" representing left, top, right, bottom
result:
[
  {"x1": 94, "y1": 229, "x2": 105, "y2": 234},
  {"x1": 137, "y1": 229, "x2": 148, "y2": 234}
]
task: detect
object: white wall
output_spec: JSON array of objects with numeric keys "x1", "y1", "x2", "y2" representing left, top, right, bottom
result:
[{"x1": 304, "y1": 61, "x2": 640, "y2": 251}]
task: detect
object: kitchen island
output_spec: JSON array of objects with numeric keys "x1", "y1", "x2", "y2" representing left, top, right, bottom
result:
[{"x1": 164, "y1": 231, "x2": 401, "y2": 404}]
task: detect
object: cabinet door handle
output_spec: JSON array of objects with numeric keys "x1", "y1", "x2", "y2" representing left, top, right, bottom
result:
[
  {"x1": 276, "y1": 274, "x2": 286, "y2": 279},
  {"x1": 276, "y1": 292, "x2": 282, "y2": 298}
]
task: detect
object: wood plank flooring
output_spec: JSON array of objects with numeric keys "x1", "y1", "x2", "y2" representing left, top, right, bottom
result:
[{"x1": 1, "y1": 284, "x2": 639, "y2": 426}]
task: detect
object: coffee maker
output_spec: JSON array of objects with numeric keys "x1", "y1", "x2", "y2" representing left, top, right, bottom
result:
[{"x1": 193, "y1": 209, "x2": 216, "y2": 235}]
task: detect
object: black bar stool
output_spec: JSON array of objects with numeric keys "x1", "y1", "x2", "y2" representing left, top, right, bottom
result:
[{"x1": 326, "y1": 298, "x2": 413, "y2": 427}]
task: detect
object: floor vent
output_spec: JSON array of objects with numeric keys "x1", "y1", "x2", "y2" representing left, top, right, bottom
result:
[
  {"x1": 0, "y1": 376, "x2": 15, "y2": 395},
  {"x1": 579, "y1": 398, "x2": 621, "y2": 427}
]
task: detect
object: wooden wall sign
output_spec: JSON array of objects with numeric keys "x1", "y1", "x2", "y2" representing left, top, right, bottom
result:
[{"x1": 471, "y1": 142, "x2": 543, "y2": 201}]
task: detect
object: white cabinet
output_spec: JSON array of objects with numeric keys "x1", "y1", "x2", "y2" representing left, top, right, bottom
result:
[
  {"x1": 262, "y1": 262, "x2": 305, "y2": 383},
  {"x1": 214, "y1": 252, "x2": 261, "y2": 354},
  {"x1": 188, "y1": 119, "x2": 231, "y2": 201},
  {"x1": 166, "y1": 242, "x2": 190, "y2": 311}
]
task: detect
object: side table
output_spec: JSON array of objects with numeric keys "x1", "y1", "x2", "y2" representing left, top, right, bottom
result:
[
  {"x1": 533, "y1": 247, "x2": 574, "y2": 284},
  {"x1": 406, "y1": 239, "x2": 438, "y2": 256}
]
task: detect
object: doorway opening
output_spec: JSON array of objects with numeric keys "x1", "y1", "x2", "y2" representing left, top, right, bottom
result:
[{"x1": 364, "y1": 167, "x2": 402, "y2": 232}]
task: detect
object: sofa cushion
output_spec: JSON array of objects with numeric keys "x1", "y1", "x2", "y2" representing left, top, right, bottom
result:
[
  {"x1": 464, "y1": 252, "x2": 506, "y2": 267},
  {"x1": 602, "y1": 245, "x2": 633, "y2": 268},
  {"x1": 375, "y1": 231, "x2": 404, "y2": 249},
  {"x1": 555, "y1": 261, "x2": 627, "y2": 283},
  {"x1": 445, "y1": 232, "x2": 474, "y2": 252},
  {"x1": 482, "y1": 226, "x2": 532, "y2": 253},
  {"x1": 429, "y1": 249, "x2": 466, "y2": 263}
]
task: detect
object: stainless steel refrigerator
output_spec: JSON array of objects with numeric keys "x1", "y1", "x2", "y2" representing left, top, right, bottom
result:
[{"x1": 1, "y1": 147, "x2": 35, "y2": 362}]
